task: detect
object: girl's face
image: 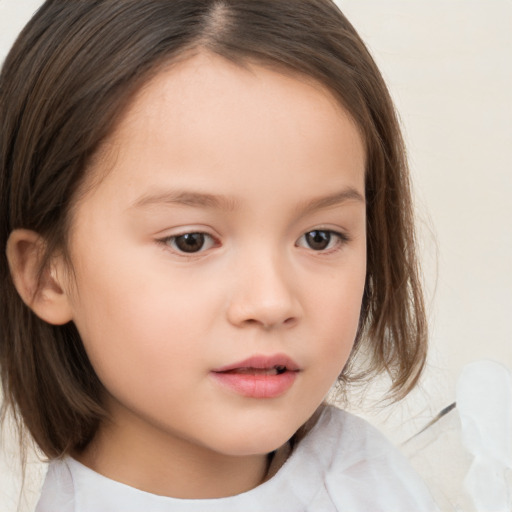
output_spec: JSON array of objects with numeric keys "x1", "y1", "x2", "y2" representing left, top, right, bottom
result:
[{"x1": 65, "y1": 53, "x2": 366, "y2": 464}]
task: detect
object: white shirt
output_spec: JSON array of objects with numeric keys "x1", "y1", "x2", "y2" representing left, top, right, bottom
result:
[{"x1": 36, "y1": 406, "x2": 439, "y2": 511}]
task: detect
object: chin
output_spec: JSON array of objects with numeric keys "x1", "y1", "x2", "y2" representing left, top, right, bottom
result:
[{"x1": 207, "y1": 415, "x2": 305, "y2": 457}]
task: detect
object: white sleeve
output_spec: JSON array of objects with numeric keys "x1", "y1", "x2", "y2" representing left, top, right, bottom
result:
[{"x1": 323, "y1": 409, "x2": 440, "y2": 512}]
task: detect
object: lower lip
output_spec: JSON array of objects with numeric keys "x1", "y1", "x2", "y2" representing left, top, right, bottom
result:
[{"x1": 210, "y1": 371, "x2": 298, "y2": 398}]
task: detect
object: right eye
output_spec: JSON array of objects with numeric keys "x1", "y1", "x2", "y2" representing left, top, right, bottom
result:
[{"x1": 161, "y1": 232, "x2": 216, "y2": 254}]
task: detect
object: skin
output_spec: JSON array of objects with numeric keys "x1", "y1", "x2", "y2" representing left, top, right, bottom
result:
[{"x1": 10, "y1": 52, "x2": 367, "y2": 499}]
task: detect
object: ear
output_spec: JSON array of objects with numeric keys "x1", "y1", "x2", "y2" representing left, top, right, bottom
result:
[{"x1": 6, "y1": 229, "x2": 74, "y2": 325}]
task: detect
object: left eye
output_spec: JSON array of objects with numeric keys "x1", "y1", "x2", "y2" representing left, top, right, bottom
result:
[
  {"x1": 296, "y1": 230, "x2": 346, "y2": 251},
  {"x1": 164, "y1": 232, "x2": 216, "y2": 254}
]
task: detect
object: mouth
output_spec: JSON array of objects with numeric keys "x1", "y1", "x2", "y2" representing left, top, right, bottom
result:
[
  {"x1": 222, "y1": 365, "x2": 288, "y2": 376},
  {"x1": 211, "y1": 354, "x2": 300, "y2": 374},
  {"x1": 210, "y1": 354, "x2": 300, "y2": 398}
]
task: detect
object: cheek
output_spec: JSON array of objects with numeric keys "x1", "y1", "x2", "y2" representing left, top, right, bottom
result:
[
  {"x1": 312, "y1": 260, "x2": 365, "y2": 328},
  {"x1": 315, "y1": 263, "x2": 366, "y2": 361},
  {"x1": 68, "y1": 254, "x2": 216, "y2": 394}
]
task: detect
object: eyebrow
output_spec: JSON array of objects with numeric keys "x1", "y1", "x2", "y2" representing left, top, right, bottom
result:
[
  {"x1": 132, "y1": 190, "x2": 240, "y2": 211},
  {"x1": 131, "y1": 187, "x2": 365, "y2": 213},
  {"x1": 295, "y1": 187, "x2": 365, "y2": 215}
]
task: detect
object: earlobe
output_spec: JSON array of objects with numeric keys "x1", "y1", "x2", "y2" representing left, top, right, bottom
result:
[{"x1": 6, "y1": 229, "x2": 74, "y2": 325}]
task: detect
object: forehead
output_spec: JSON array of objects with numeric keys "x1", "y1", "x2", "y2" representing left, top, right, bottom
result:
[{"x1": 81, "y1": 51, "x2": 365, "y2": 205}]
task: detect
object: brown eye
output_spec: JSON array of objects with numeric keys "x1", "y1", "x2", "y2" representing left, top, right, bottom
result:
[
  {"x1": 305, "y1": 230, "x2": 331, "y2": 250},
  {"x1": 169, "y1": 233, "x2": 213, "y2": 253},
  {"x1": 297, "y1": 230, "x2": 347, "y2": 252}
]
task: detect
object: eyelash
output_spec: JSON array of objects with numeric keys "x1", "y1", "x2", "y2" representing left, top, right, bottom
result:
[
  {"x1": 296, "y1": 229, "x2": 350, "y2": 253},
  {"x1": 158, "y1": 232, "x2": 218, "y2": 255},
  {"x1": 157, "y1": 229, "x2": 350, "y2": 257}
]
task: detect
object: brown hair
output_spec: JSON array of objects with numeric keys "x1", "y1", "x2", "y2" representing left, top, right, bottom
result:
[{"x1": 0, "y1": 0, "x2": 426, "y2": 459}]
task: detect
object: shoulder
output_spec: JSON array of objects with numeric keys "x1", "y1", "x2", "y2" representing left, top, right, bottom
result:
[
  {"x1": 295, "y1": 404, "x2": 405, "y2": 464},
  {"x1": 296, "y1": 405, "x2": 439, "y2": 511},
  {"x1": 35, "y1": 458, "x2": 75, "y2": 512},
  {"x1": 311, "y1": 404, "x2": 403, "y2": 459}
]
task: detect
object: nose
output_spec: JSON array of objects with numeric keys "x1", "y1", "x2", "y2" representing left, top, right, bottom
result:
[{"x1": 226, "y1": 251, "x2": 301, "y2": 330}]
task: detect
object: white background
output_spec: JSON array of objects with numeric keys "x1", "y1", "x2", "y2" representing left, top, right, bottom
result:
[{"x1": 0, "y1": 1, "x2": 511, "y2": 510}]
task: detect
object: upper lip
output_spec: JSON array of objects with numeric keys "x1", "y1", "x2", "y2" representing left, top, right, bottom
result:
[{"x1": 211, "y1": 354, "x2": 300, "y2": 373}]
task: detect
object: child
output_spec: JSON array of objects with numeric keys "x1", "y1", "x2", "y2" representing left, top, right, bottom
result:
[{"x1": 0, "y1": 1, "x2": 437, "y2": 510}]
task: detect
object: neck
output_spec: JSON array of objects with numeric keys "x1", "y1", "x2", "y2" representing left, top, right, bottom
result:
[{"x1": 76, "y1": 402, "x2": 270, "y2": 499}]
